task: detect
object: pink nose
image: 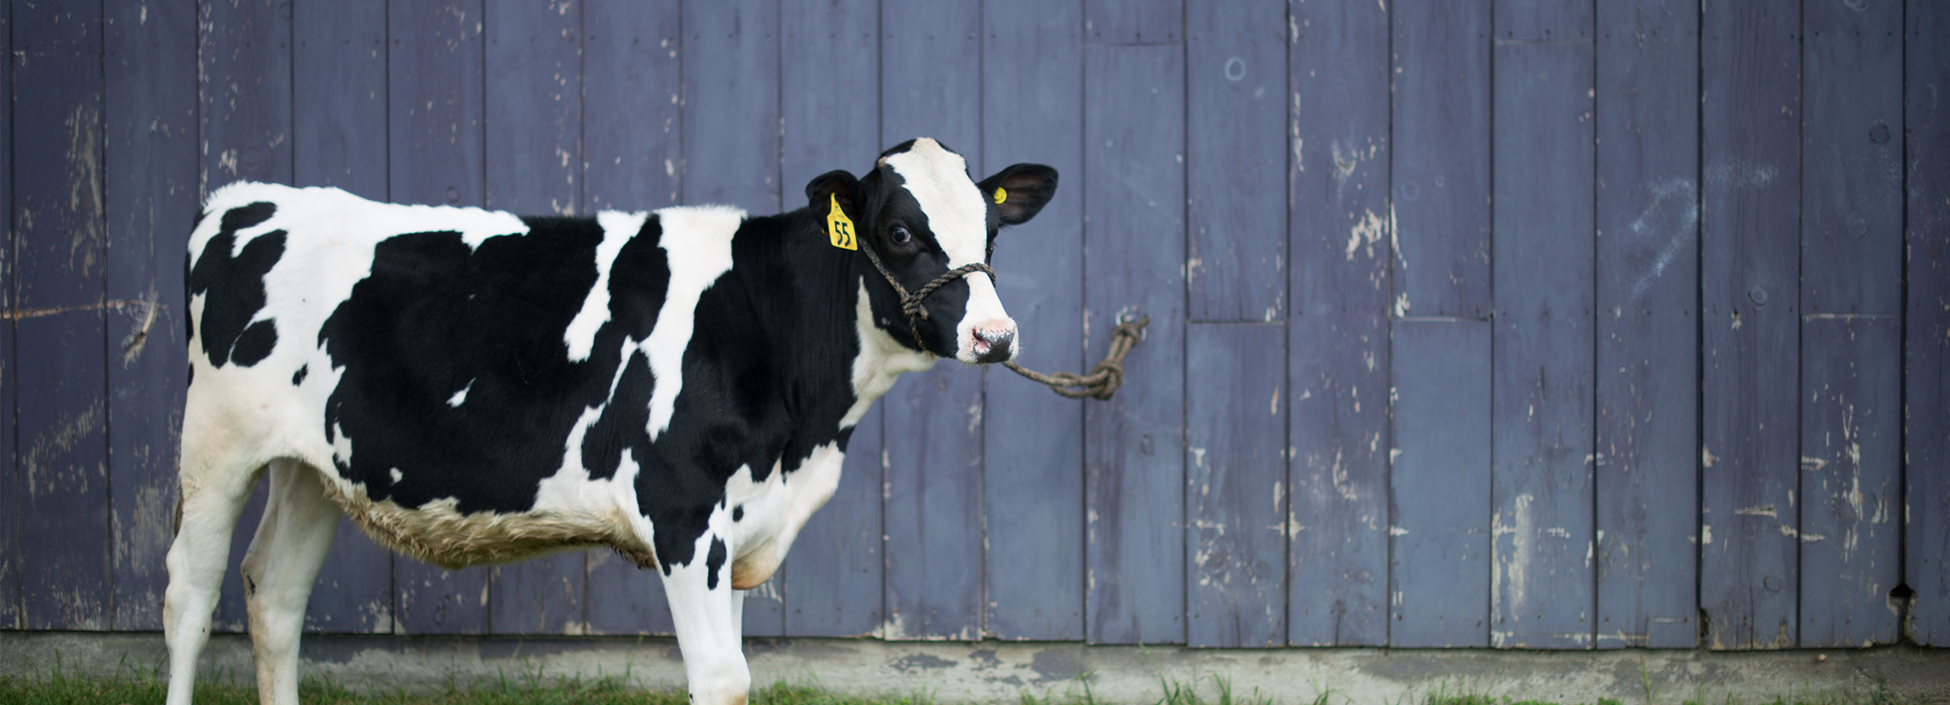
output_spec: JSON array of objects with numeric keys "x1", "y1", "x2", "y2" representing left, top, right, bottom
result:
[{"x1": 969, "y1": 320, "x2": 1016, "y2": 363}]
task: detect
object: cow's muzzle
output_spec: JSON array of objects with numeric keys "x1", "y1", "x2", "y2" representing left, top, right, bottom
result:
[{"x1": 969, "y1": 321, "x2": 1016, "y2": 364}]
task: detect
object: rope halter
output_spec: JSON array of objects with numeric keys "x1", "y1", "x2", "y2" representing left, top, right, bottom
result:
[{"x1": 857, "y1": 240, "x2": 996, "y2": 351}]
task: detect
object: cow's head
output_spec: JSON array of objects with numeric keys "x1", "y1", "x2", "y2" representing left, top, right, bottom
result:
[{"x1": 807, "y1": 138, "x2": 1057, "y2": 364}]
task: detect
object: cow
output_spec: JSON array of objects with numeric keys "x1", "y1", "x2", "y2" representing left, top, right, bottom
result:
[{"x1": 162, "y1": 138, "x2": 1057, "y2": 705}]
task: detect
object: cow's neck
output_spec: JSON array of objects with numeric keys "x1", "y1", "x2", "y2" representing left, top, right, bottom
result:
[{"x1": 740, "y1": 209, "x2": 936, "y2": 441}]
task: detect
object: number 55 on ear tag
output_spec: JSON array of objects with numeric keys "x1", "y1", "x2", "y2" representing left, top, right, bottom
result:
[{"x1": 826, "y1": 194, "x2": 857, "y2": 250}]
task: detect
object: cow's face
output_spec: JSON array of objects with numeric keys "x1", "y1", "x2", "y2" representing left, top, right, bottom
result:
[{"x1": 807, "y1": 138, "x2": 1057, "y2": 364}]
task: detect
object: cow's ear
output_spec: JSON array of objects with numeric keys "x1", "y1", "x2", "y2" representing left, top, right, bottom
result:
[
  {"x1": 806, "y1": 169, "x2": 861, "y2": 219},
  {"x1": 977, "y1": 164, "x2": 1058, "y2": 226}
]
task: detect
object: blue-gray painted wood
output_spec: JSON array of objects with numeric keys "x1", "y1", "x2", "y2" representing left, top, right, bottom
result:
[
  {"x1": 681, "y1": 0, "x2": 784, "y2": 635},
  {"x1": 772, "y1": 0, "x2": 865, "y2": 635},
  {"x1": 1083, "y1": 42, "x2": 1186, "y2": 646},
  {"x1": 13, "y1": 0, "x2": 110, "y2": 630},
  {"x1": 484, "y1": 0, "x2": 587, "y2": 637},
  {"x1": 1799, "y1": 316, "x2": 1901, "y2": 647},
  {"x1": 880, "y1": 0, "x2": 986, "y2": 640},
  {"x1": 1391, "y1": 0, "x2": 1491, "y2": 319},
  {"x1": 292, "y1": 0, "x2": 396, "y2": 635},
  {"x1": 777, "y1": 0, "x2": 883, "y2": 639},
  {"x1": 1798, "y1": 0, "x2": 1905, "y2": 649},
  {"x1": 1186, "y1": 0, "x2": 1284, "y2": 322},
  {"x1": 1494, "y1": 0, "x2": 1592, "y2": 42},
  {"x1": 199, "y1": 0, "x2": 291, "y2": 190},
  {"x1": 1286, "y1": 0, "x2": 1390, "y2": 648},
  {"x1": 980, "y1": 0, "x2": 1087, "y2": 642},
  {"x1": 1490, "y1": 40, "x2": 1596, "y2": 650},
  {"x1": 1084, "y1": 0, "x2": 1180, "y2": 45},
  {"x1": 104, "y1": 0, "x2": 196, "y2": 632},
  {"x1": 1390, "y1": 320, "x2": 1492, "y2": 647},
  {"x1": 1186, "y1": 323, "x2": 1286, "y2": 648},
  {"x1": 1907, "y1": 0, "x2": 1950, "y2": 648},
  {"x1": 1801, "y1": 0, "x2": 1903, "y2": 318},
  {"x1": 579, "y1": 0, "x2": 682, "y2": 637},
  {"x1": 389, "y1": 0, "x2": 492, "y2": 636},
  {"x1": 0, "y1": 0, "x2": 13, "y2": 631},
  {"x1": 1700, "y1": 0, "x2": 1801, "y2": 650},
  {"x1": 1593, "y1": 0, "x2": 1698, "y2": 649}
]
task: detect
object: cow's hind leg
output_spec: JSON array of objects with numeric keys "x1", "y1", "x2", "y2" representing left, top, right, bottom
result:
[
  {"x1": 661, "y1": 532, "x2": 749, "y2": 705},
  {"x1": 240, "y1": 460, "x2": 341, "y2": 705},
  {"x1": 163, "y1": 455, "x2": 263, "y2": 705}
]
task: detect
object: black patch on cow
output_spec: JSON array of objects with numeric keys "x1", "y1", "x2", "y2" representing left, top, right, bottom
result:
[
  {"x1": 186, "y1": 364, "x2": 193, "y2": 386},
  {"x1": 319, "y1": 222, "x2": 612, "y2": 514},
  {"x1": 731, "y1": 505, "x2": 743, "y2": 522},
  {"x1": 705, "y1": 536, "x2": 728, "y2": 590},
  {"x1": 189, "y1": 202, "x2": 285, "y2": 368},
  {"x1": 292, "y1": 364, "x2": 308, "y2": 386},
  {"x1": 232, "y1": 319, "x2": 278, "y2": 366}
]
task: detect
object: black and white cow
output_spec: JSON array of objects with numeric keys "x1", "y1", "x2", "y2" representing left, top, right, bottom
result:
[{"x1": 163, "y1": 138, "x2": 1056, "y2": 705}]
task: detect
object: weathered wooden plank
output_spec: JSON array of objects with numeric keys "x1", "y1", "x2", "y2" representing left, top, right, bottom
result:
[
  {"x1": 1185, "y1": 0, "x2": 1284, "y2": 322},
  {"x1": 682, "y1": 0, "x2": 784, "y2": 635},
  {"x1": 980, "y1": 0, "x2": 1086, "y2": 642},
  {"x1": 1286, "y1": 0, "x2": 1390, "y2": 648},
  {"x1": 1802, "y1": 0, "x2": 1903, "y2": 318},
  {"x1": 1083, "y1": 0, "x2": 1180, "y2": 45},
  {"x1": 1593, "y1": 0, "x2": 1698, "y2": 650},
  {"x1": 681, "y1": 0, "x2": 780, "y2": 213},
  {"x1": 1083, "y1": 43, "x2": 1185, "y2": 645},
  {"x1": 1907, "y1": 0, "x2": 1950, "y2": 648},
  {"x1": 1390, "y1": 319, "x2": 1492, "y2": 647},
  {"x1": 293, "y1": 0, "x2": 395, "y2": 634},
  {"x1": 199, "y1": 0, "x2": 291, "y2": 190},
  {"x1": 104, "y1": 0, "x2": 197, "y2": 632},
  {"x1": 1798, "y1": 0, "x2": 1904, "y2": 649},
  {"x1": 1799, "y1": 316, "x2": 1901, "y2": 647},
  {"x1": 1700, "y1": 0, "x2": 1801, "y2": 651},
  {"x1": 777, "y1": 0, "x2": 882, "y2": 639},
  {"x1": 1495, "y1": 0, "x2": 1592, "y2": 42},
  {"x1": 880, "y1": 0, "x2": 985, "y2": 640},
  {"x1": 1391, "y1": 0, "x2": 1491, "y2": 319},
  {"x1": 1185, "y1": 323, "x2": 1286, "y2": 647},
  {"x1": 13, "y1": 0, "x2": 110, "y2": 630},
  {"x1": 0, "y1": 0, "x2": 14, "y2": 631},
  {"x1": 1490, "y1": 41, "x2": 1596, "y2": 650},
  {"x1": 482, "y1": 0, "x2": 586, "y2": 637},
  {"x1": 389, "y1": 0, "x2": 491, "y2": 636},
  {"x1": 579, "y1": 0, "x2": 681, "y2": 636},
  {"x1": 295, "y1": 0, "x2": 388, "y2": 200}
]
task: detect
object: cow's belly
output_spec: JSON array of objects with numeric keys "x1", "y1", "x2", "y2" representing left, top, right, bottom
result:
[
  {"x1": 723, "y1": 442, "x2": 847, "y2": 589},
  {"x1": 310, "y1": 456, "x2": 655, "y2": 571}
]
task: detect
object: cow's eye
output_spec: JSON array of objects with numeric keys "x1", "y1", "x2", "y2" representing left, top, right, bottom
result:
[{"x1": 889, "y1": 226, "x2": 913, "y2": 245}]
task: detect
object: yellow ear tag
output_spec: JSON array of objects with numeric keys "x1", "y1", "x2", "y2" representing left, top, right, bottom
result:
[
  {"x1": 992, "y1": 187, "x2": 1008, "y2": 205},
  {"x1": 826, "y1": 194, "x2": 857, "y2": 250}
]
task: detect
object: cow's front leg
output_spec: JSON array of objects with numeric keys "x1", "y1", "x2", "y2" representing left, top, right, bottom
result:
[{"x1": 660, "y1": 528, "x2": 749, "y2": 705}]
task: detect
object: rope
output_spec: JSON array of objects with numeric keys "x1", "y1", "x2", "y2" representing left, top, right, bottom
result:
[
  {"x1": 851, "y1": 236, "x2": 1144, "y2": 401},
  {"x1": 1003, "y1": 314, "x2": 1148, "y2": 400}
]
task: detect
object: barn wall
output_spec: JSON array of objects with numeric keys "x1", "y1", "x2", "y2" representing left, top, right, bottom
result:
[{"x1": 2, "y1": 0, "x2": 1944, "y2": 650}]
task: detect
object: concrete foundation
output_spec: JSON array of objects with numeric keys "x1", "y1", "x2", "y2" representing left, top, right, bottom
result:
[{"x1": 3, "y1": 632, "x2": 1946, "y2": 703}]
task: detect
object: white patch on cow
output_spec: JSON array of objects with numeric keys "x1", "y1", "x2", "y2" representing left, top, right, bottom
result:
[
  {"x1": 389, "y1": 468, "x2": 403, "y2": 484},
  {"x1": 718, "y1": 443, "x2": 847, "y2": 591},
  {"x1": 447, "y1": 379, "x2": 473, "y2": 407},
  {"x1": 878, "y1": 139, "x2": 1015, "y2": 363},
  {"x1": 643, "y1": 205, "x2": 742, "y2": 441},
  {"x1": 842, "y1": 280, "x2": 936, "y2": 428},
  {"x1": 563, "y1": 211, "x2": 646, "y2": 361}
]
